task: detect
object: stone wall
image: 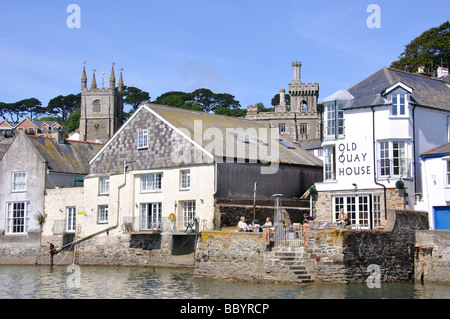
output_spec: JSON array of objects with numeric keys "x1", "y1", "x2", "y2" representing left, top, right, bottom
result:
[
  {"x1": 414, "y1": 230, "x2": 450, "y2": 283},
  {"x1": 194, "y1": 209, "x2": 431, "y2": 284}
]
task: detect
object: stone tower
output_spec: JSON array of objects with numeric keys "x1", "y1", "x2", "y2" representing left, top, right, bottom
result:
[
  {"x1": 79, "y1": 65, "x2": 124, "y2": 142},
  {"x1": 288, "y1": 61, "x2": 319, "y2": 113},
  {"x1": 246, "y1": 61, "x2": 320, "y2": 142}
]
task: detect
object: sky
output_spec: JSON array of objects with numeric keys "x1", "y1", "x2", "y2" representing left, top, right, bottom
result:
[{"x1": 0, "y1": 0, "x2": 448, "y2": 115}]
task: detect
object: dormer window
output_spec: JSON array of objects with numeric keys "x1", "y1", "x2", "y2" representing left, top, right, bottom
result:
[{"x1": 391, "y1": 93, "x2": 407, "y2": 116}]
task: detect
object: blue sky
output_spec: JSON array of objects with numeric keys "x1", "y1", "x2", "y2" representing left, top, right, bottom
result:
[{"x1": 0, "y1": 0, "x2": 448, "y2": 115}]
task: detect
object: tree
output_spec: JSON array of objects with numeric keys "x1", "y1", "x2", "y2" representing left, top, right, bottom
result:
[
  {"x1": 64, "y1": 110, "x2": 80, "y2": 134},
  {"x1": 271, "y1": 93, "x2": 290, "y2": 107},
  {"x1": 16, "y1": 98, "x2": 44, "y2": 120},
  {"x1": 390, "y1": 21, "x2": 450, "y2": 74},
  {"x1": 2, "y1": 101, "x2": 26, "y2": 122},
  {"x1": 46, "y1": 93, "x2": 81, "y2": 122},
  {"x1": 123, "y1": 86, "x2": 150, "y2": 110},
  {"x1": 153, "y1": 91, "x2": 191, "y2": 107}
]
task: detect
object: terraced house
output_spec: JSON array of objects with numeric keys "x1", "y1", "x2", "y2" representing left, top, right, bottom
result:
[{"x1": 313, "y1": 67, "x2": 450, "y2": 229}]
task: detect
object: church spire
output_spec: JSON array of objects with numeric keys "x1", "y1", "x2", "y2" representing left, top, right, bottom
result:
[
  {"x1": 118, "y1": 69, "x2": 124, "y2": 94},
  {"x1": 109, "y1": 64, "x2": 116, "y2": 89},
  {"x1": 81, "y1": 65, "x2": 87, "y2": 89},
  {"x1": 91, "y1": 70, "x2": 97, "y2": 89}
]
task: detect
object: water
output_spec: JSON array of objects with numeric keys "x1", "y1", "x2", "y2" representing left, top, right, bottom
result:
[{"x1": 0, "y1": 265, "x2": 449, "y2": 299}]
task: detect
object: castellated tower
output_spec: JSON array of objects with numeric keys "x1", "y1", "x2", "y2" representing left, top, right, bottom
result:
[
  {"x1": 79, "y1": 65, "x2": 124, "y2": 142},
  {"x1": 246, "y1": 61, "x2": 320, "y2": 142}
]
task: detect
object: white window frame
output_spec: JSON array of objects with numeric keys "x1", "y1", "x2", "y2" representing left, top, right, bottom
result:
[
  {"x1": 99, "y1": 176, "x2": 110, "y2": 195},
  {"x1": 140, "y1": 202, "x2": 162, "y2": 231},
  {"x1": 183, "y1": 201, "x2": 196, "y2": 228},
  {"x1": 180, "y1": 169, "x2": 191, "y2": 190},
  {"x1": 137, "y1": 129, "x2": 148, "y2": 149},
  {"x1": 98, "y1": 205, "x2": 108, "y2": 224},
  {"x1": 6, "y1": 201, "x2": 30, "y2": 234},
  {"x1": 66, "y1": 206, "x2": 76, "y2": 233},
  {"x1": 278, "y1": 124, "x2": 286, "y2": 135},
  {"x1": 390, "y1": 93, "x2": 408, "y2": 117},
  {"x1": 12, "y1": 171, "x2": 27, "y2": 192},
  {"x1": 378, "y1": 140, "x2": 410, "y2": 179},
  {"x1": 324, "y1": 146, "x2": 335, "y2": 181},
  {"x1": 141, "y1": 173, "x2": 162, "y2": 192},
  {"x1": 444, "y1": 159, "x2": 450, "y2": 187},
  {"x1": 333, "y1": 195, "x2": 371, "y2": 229}
]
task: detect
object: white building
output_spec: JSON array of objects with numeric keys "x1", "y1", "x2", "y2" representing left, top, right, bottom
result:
[
  {"x1": 417, "y1": 142, "x2": 450, "y2": 229},
  {"x1": 314, "y1": 67, "x2": 450, "y2": 229}
]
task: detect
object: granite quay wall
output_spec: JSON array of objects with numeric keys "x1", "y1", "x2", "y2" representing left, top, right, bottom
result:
[{"x1": 414, "y1": 230, "x2": 450, "y2": 283}]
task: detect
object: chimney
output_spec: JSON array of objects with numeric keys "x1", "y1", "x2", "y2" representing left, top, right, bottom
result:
[{"x1": 51, "y1": 129, "x2": 65, "y2": 144}]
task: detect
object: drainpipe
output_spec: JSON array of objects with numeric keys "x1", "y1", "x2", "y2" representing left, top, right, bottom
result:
[{"x1": 372, "y1": 107, "x2": 387, "y2": 220}]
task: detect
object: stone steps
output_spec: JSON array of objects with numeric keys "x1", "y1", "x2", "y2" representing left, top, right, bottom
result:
[{"x1": 270, "y1": 248, "x2": 313, "y2": 283}]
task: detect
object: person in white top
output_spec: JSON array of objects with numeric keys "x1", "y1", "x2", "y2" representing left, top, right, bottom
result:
[{"x1": 238, "y1": 216, "x2": 251, "y2": 232}]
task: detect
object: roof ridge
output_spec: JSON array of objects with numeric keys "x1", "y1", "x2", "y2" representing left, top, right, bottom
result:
[{"x1": 387, "y1": 67, "x2": 450, "y2": 83}]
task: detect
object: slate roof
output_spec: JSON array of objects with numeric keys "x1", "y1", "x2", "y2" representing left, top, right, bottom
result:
[
  {"x1": 142, "y1": 103, "x2": 323, "y2": 167},
  {"x1": 27, "y1": 135, "x2": 104, "y2": 174},
  {"x1": 340, "y1": 67, "x2": 450, "y2": 111},
  {"x1": 421, "y1": 142, "x2": 450, "y2": 156}
]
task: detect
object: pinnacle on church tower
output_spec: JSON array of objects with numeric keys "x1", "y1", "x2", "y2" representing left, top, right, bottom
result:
[
  {"x1": 109, "y1": 65, "x2": 116, "y2": 89},
  {"x1": 91, "y1": 71, "x2": 97, "y2": 89},
  {"x1": 81, "y1": 65, "x2": 87, "y2": 89},
  {"x1": 118, "y1": 69, "x2": 124, "y2": 93}
]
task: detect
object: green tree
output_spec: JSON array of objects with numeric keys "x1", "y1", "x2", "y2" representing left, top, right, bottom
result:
[
  {"x1": 390, "y1": 21, "x2": 450, "y2": 74},
  {"x1": 16, "y1": 98, "x2": 44, "y2": 120},
  {"x1": 154, "y1": 91, "x2": 191, "y2": 107},
  {"x1": 46, "y1": 93, "x2": 81, "y2": 122},
  {"x1": 64, "y1": 110, "x2": 80, "y2": 134},
  {"x1": 271, "y1": 93, "x2": 290, "y2": 107},
  {"x1": 123, "y1": 86, "x2": 150, "y2": 110}
]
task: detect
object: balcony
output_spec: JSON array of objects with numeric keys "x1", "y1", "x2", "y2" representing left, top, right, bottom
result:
[
  {"x1": 376, "y1": 158, "x2": 412, "y2": 180},
  {"x1": 122, "y1": 216, "x2": 162, "y2": 234}
]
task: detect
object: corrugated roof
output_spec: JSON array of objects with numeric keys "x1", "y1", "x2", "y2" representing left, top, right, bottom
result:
[
  {"x1": 28, "y1": 136, "x2": 104, "y2": 174},
  {"x1": 343, "y1": 67, "x2": 450, "y2": 111},
  {"x1": 144, "y1": 103, "x2": 323, "y2": 167}
]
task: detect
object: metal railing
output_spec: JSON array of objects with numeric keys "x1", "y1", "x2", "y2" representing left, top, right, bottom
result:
[{"x1": 122, "y1": 216, "x2": 162, "y2": 233}]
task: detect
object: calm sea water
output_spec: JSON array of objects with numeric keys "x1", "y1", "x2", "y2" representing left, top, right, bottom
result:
[{"x1": 0, "y1": 265, "x2": 449, "y2": 299}]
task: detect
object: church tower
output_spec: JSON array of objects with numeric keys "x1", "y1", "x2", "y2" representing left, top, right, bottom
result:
[{"x1": 79, "y1": 64, "x2": 124, "y2": 142}]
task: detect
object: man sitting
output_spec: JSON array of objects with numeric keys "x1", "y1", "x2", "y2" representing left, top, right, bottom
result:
[{"x1": 238, "y1": 216, "x2": 252, "y2": 232}]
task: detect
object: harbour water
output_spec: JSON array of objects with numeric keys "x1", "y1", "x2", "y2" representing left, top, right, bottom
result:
[{"x1": 0, "y1": 265, "x2": 449, "y2": 299}]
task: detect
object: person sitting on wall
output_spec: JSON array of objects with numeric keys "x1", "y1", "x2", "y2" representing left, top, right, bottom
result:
[
  {"x1": 303, "y1": 213, "x2": 313, "y2": 224},
  {"x1": 238, "y1": 216, "x2": 252, "y2": 232},
  {"x1": 263, "y1": 218, "x2": 272, "y2": 227},
  {"x1": 337, "y1": 208, "x2": 349, "y2": 228}
]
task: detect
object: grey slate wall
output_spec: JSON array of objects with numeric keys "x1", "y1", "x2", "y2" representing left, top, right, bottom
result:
[{"x1": 90, "y1": 108, "x2": 213, "y2": 175}]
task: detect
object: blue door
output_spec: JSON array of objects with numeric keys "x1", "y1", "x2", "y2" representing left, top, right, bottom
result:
[{"x1": 434, "y1": 206, "x2": 450, "y2": 230}]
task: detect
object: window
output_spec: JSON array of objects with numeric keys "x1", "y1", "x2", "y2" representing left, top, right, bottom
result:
[
  {"x1": 334, "y1": 195, "x2": 372, "y2": 229},
  {"x1": 378, "y1": 140, "x2": 410, "y2": 178},
  {"x1": 138, "y1": 130, "x2": 148, "y2": 149},
  {"x1": 324, "y1": 146, "x2": 335, "y2": 180},
  {"x1": 299, "y1": 124, "x2": 308, "y2": 135},
  {"x1": 140, "y1": 203, "x2": 162, "y2": 230},
  {"x1": 279, "y1": 124, "x2": 286, "y2": 135},
  {"x1": 99, "y1": 176, "x2": 110, "y2": 195},
  {"x1": 66, "y1": 207, "x2": 76, "y2": 233},
  {"x1": 183, "y1": 201, "x2": 196, "y2": 228},
  {"x1": 180, "y1": 169, "x2": 191, "y2": 190},
  {"x1": 391, "y1": 93, "x2": 407, "y2": 116},
  {"x1": 324, "y1": 102, "x2": 344, "y2": 137},
  {"x1": 373, "y1": 195, "x2": 382, "y2": 228},
  {"x1": 446, "y1": 160, "x2": 450, "y2": 186},
  {"x1": 93, "y1": 100, "x2": 101, "y2": 112},
  {"x1": 6, "y1": 202, "x2": 30, "y2": 234},
  {"x1": 141, "y1": 173, "x2": 162, "y2": 192},
  {"x1": 12, "y1": 172, "x2": 26, "y2": 192},
  {"x1": 98, "y1": 205, "x2": 108, "y2": 223}
]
